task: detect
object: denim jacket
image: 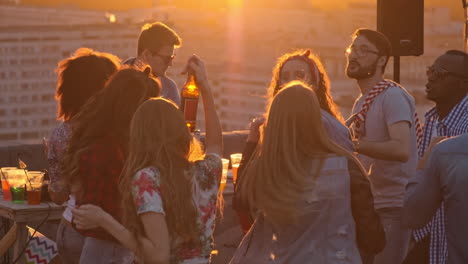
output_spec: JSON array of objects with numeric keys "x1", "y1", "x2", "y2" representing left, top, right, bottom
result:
[{"x1": 231, "y1": 156, "x2": 362, "y2": 263}]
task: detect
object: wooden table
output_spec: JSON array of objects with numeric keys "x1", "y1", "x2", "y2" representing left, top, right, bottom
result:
[{"x1": 0, "y1": 194, "x2": 64, "y2": 264}]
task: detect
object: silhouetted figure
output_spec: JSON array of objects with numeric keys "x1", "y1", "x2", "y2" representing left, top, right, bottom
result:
[
  {"x1": 72, "y1": 56, "x2": 225, "y2": 264},
  {"x1": 404, "y1": 133, "x2": 468, "y2": 264},
  {"x1": 61, "y1": 67, "x2": 159, "y2": 264},
  {"x1": 404, "y1": 50, "x2": 468, "y2": 264},
  {"x1": 345, "y1": 29, "x2": 419, "y2": 264},
  {"x1": 124, "y1": 22, "x2": 182, "y2": 106},
  {"x1": 233, "y1": 50, "x2": 385, "y2": 262},
  {"x1": 231, "y1": 83, "x2": 364, "y2": 263},
  {"x1": 47, "y1": 48, "x2": 120, "y2": 264}
]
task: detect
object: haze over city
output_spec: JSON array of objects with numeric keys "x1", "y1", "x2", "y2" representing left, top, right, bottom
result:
[{"x1": 0, "y1": 0, "x2": 466, "y2": 144}]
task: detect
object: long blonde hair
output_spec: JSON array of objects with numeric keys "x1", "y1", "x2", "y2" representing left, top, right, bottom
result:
[
  {"x1": 239, "y1": 81, "x2": 366, "y2": 227},
  {"x1": 119, "y1": 98, "x2": 205, "y2": 253}
]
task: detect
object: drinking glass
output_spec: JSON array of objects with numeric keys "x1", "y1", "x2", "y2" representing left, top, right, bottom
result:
[
  {"x1": 26, "y1": 171, "x2": 45, "y2": 205},
  {"x1": 220, "y1": 159, "x2": 229, "y2": 192},
  {"x1": 230, "y1": 153, "x2": 242, "y2": 184},
  {"x1": 0, "y1": 167, "x2": 16, "y2": 201},
  {"x1": 6, "y1": 169, "x2": 27, "y2": 204}
]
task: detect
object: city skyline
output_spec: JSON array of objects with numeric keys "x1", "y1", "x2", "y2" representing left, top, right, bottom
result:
[{"x1": 0, "y1": 2, "x2": 465, "y2": 144}]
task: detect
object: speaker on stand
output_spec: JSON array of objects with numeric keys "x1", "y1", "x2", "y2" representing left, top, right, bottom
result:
[{"x1": 377, "y1": 0, "x2": 424, "y2": 82}]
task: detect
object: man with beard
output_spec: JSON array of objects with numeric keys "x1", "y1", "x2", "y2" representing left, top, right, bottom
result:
[
  {"x1": 345, "y1": 28, "x2": 418, "y2": 264},
  {"x1": 403, "y1": 50, "x2": 468, "y2": 264}
]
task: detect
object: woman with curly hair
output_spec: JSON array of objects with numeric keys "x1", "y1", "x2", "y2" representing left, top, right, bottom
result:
[
  {"x1": 231, "y1": 82, "x2": 364, "y2": 263},
  {"x1": 61, "y1": 66, "x2": 159, "y2": 263},
  {"x1": 47, "y1": 47, "x2": 120, "y2": 263},
  {"x1": 233, "y1": 49, "x2": 385, "y2": 262},
  {"x1": 72, "y1": 55, "x2": 223, "y2": 264}
]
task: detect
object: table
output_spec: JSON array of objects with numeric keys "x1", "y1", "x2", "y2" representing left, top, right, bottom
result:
[{"x1": 0, "y1": 194, "x2": 64, "y2": 264}]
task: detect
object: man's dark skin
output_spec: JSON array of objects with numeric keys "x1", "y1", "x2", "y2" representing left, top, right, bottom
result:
[
  {"x1": 403, "y1": 50, "x2": 468, "y2": 264},
  {"x1": 426, "y1": 52, "x2": 468, "y2": 120}
]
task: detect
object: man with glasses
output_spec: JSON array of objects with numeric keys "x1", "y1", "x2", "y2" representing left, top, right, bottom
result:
[
  {"x1": 125, "y1": 22, "x2": 181, "y2": 106},
  {"x1": 345, "y1": 28, "x2": 418, "y2": 264},
  {"x1": 403, "y1": 50, "x2": 468, "y2": 264}
]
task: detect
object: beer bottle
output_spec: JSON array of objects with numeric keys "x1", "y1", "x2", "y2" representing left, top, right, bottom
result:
[{"x1": 180, "y1": 71, "x2": 200, "y2": 132}]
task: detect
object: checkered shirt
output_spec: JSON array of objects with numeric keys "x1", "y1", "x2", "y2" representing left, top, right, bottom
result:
[
  {"x1": 75, "y1": 135, "x2": 125, "y2": 243},
  {"x1": 413, "y1": 95, "x2": 468, "y2": 264}
]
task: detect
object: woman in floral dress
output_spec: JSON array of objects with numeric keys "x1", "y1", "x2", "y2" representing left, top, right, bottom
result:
[{"x1": 72, "y1": 55, "x2": 223, "y2": 264}]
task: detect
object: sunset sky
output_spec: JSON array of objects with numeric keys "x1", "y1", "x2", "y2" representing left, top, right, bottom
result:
[
  {"x1": 20, "y1": 0, "x2": 464, "y2": 10},
  {"x1": 21, "y1": 0, "x2": 465, "y2": 19}
]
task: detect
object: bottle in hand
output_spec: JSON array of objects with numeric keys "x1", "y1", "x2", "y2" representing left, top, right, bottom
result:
[{"x1": 180, "y1": 71, "x2": 200, "y2": 132}]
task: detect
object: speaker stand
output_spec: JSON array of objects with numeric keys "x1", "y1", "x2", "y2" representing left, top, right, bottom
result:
[
  {"x1": 464, "y1": 0, "x2": 467, "y2": 52},
  {"x1": 393, "y1": 55, "x2": 400, "y2": 83}
]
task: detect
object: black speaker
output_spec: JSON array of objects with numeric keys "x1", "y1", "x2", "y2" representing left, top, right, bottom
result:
[{"x1": 377, "y1": 0, "x2": 424, "y2": 56}]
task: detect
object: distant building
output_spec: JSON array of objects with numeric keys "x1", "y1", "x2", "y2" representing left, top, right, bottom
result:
[
  {"x1": 0, "y1": 23, "x2": 140, "y2": 145},
  {"x1": 0, "y1": 3, "x2": 464, "y2": 144}
]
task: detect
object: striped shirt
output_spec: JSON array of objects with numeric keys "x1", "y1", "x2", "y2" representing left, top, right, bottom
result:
[{"x1": 413, "y1": 95, "x2": 468, "y2": 264}]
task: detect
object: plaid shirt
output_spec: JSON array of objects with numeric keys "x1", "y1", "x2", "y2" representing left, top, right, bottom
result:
[
  {"x1": 75, "y1": 135, "x2": 125, "y2": 242},
  {"x1": 413, "y1": 95, "x2": 468, "y2": 264}
]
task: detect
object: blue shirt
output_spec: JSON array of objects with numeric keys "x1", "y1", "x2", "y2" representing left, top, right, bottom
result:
[
  {"x1": 404, "y1": 134, "x2": 468, "y2": 264},
  {"x1": 321, "y1": 110, "x2": 354, "y2": 152},
  {"x1": 123, "y1": 57, "x2": 181, "y2": 106},
  {"x1": 413, "y1": 96, "x2": 468, "y2": 264},
  {"x1": 158, "y1": 75, "x2": 181, "y2": 106}
]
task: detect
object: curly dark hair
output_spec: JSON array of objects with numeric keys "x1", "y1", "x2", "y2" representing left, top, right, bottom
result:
[
  {"x1": 55, "y1": 48, "x2": 120, "y2": 121},
  {"x1": 268, "y1": 49, "x2": 343, "y2": 122}
]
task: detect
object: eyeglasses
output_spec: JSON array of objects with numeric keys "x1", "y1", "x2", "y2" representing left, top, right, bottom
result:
[
  {"x1": 426, "y1": 65, "x2": 468, "y2": 81},
  {"x1": 345, "y1": 46, "x2": 380, "y2": 57},
  {"x1": 154, "y1": 53, "x2": 175, "y2": 65}
]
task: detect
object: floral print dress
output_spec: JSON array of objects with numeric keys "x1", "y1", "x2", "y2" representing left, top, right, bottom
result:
[
  {"x1": 132, "y1": 153, "x2": 222, "y2": 264},
  {"x1": 47, "y1": 121, "x2": 75, "y2": 221}
]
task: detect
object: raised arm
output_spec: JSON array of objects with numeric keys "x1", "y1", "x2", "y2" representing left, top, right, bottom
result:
[{"x1": 187, "y1": 55, "x2": 223, "y2": 156}]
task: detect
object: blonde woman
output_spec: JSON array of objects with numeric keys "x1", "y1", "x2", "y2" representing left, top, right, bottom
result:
[
  {"x1": 72, "y1": 55, "x2": 223, "y2": 264},
  {"x1": 231, "y1": 82, "x2": 366, "y2": 263},
  {"x1": 234, "y1": 50, "x2": 385, "y2": 262}
]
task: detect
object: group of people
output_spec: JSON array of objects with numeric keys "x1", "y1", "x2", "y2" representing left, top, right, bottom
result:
[{"x1": 44, "y1": 21, "x2": 468, "y2": 264}]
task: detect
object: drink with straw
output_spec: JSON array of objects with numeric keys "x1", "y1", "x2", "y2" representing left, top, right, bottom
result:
[
  {"x1": 1, "y1": 167, "x2": 17, "y2": 201},
  {"x1": 5, "y1": 158, "x2": 32, "y2": 204},
  {"x1": 10, "y1": 185, "x2": 26, "y2": 203},
  {"x1": 1, "y1": 177, "x2": 11, "y2": 201},
  {"x1": 26, "y1": 171, "x2": 45, "y2": 205},
  {"x1": 6, "y1": 169, "x2": 27, "y2": 204}
]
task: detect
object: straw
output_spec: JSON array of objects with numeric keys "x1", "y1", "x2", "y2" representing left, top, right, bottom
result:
[
  {"x1": 18, "y1": 157, "x2": 33, "y2": 189},
  {"x1": 0, "y1": 168, "x2": 7, "y2": 182}
]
